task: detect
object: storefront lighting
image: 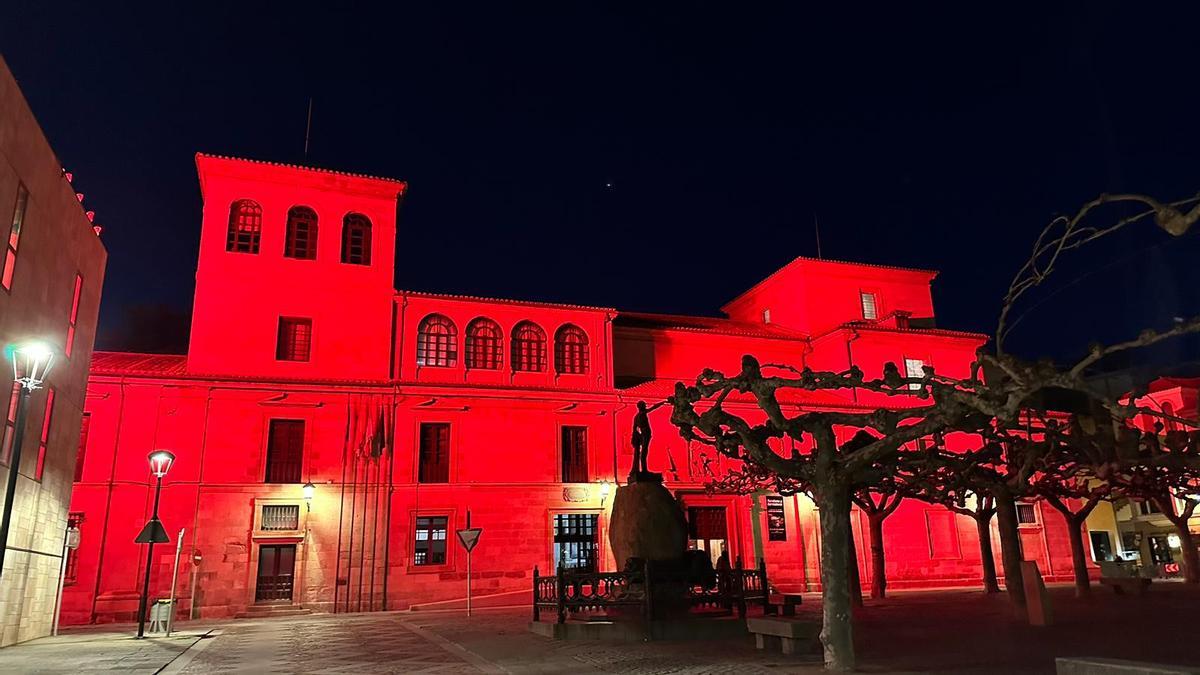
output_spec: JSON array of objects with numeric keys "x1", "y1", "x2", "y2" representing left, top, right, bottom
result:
[{"x1": 1167, "y1": 533, "x2": 1182, "y2": 549}]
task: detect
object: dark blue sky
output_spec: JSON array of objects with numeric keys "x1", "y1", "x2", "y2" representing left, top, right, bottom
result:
[{"x1": 5, "y1": 2, "x2": 1200, "y2": 362}]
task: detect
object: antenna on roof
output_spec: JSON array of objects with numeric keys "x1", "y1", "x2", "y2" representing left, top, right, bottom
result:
[
  {"x1": 813, "y1": 213, "x2": 823, "y2": 260},
  {"x1": 303, "y1": 98, "x2": 314, "y2": 161}
]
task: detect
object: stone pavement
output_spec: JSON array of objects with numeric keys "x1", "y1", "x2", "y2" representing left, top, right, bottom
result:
[{"x1": 0, "y1": 626, "x2": 214, "y2": 673}]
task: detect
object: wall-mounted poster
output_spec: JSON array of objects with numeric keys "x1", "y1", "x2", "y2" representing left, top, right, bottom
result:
[{"x1": 766, "y1": 495, "x2": 786, "y2": 541}]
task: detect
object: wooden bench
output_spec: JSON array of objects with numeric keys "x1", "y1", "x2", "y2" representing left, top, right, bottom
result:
[
  {"x1": 1099, "y1": 577, "x2": 1151, "y2": 595},
  {"x1": 766, "y1": 593, "x2": 804, "y2": 616},
  {"x1": 746, "y1": 617, "x2": 820, "y2": 655}
]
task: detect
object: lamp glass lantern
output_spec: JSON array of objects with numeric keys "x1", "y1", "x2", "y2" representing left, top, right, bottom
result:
[
  {"x1": 302, "y1": 481, "x2": 315, "y2": 511},
  {"x1": 148, "y1": 450, "x2": 175, "y2": 478},
  {"x1": 7, "y1": 341, "x2": 55, "y2": 390}
]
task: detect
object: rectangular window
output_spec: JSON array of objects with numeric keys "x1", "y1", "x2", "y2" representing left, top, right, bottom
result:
[
  {"x1": 261, "y1": 504, "x2": 301, "y2": 531},
  {"x1": 65, "y1": 274, "x2": 83, "y2": 357},
  {"x1": 1, "y1": 382, "x2": 20, "y2": 465},
  {"x1": 418, "y1": 422, "x2": 450, "y2": 483},
  {"x1": 64, "y1": 512, "x2": 84, "y2": 585},
  {"x1": 1136, "y1": 500, "x2": 1162, "y2": 516},
  {"x1": 75, "y1": 412, "x2": 90, "y2": 482},
  {"x1": 561, "y1": 426, "x2": 588, "y2": 483},
  {"x1": 3, "y1": 183, "x2": 29, "y2": 291},
  {"x1": 860, "y1": 291, "x2": 877, "y2": 320},
  {"x1": 1090, "y1": 531, "x2": 1114, "y2": 562},
  {"x1": 265, "y1": 419, "x2": 304, "y2": 483},
  {"x1": 1016, "y1": 502, "x2": 1038, "y2": 525},
  {"x1": 276, "y1": 317, "x2": 312, "y2": 362},
  {"x1": 414, "y1": 515, "x2": 448, "y2": 566},
  {"x1": 553, "y1": 513, "x2": 599, "y2": 572},
  {"x1": 904, "y1": 358, "x2": 926, "y2": 391},
  {"x1": 35, "y1": 388, "x2": 55, "y2": 480}
]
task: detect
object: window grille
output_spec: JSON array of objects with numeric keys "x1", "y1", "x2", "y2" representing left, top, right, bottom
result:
[
  {"x1": 1016, "y1": 503, "x2": 1037, "y2": 525},
  {"x1": 553, "y1": 514, "x2": 598, "y2": 572},
  {"x1": 265, "y1": 419, "x2": 304, "y2": 484},
  {"x1": 341, "y1": 213, "x2": 372, "y2": 265},
  {"x1": 276, "y1": 317, "x2": 312, "y2": 362},
  {"x1": 860, "y1": 292, "x2": 878, "y2": 320},
  {"x1": 261, "y1": 504, "x2": 301, "y2": 531},
  {"x1": 554, "y1": 325, "x2": 589, "y2": 375},
  {"x1": 465, "y1": 318, "x2": 502, "y2": 369},
  {"x1": 416, "y1": 315, "x2": 458, "y2": 367},
  {"x1": 561, "y1": 426, "x2": 588, "y2": 483},
  {"x1": 511, "y1": 321, "x2": 546, "y2": 372},
  {"x1": 226, "y1": 199, "x2": 262, "y2": 253},
  {"x1": 285, "y1": 206, "x2": 318, "y2": 259},
  {"x1": 414, "y1": 516, "x2": 448, "y2": 565}
]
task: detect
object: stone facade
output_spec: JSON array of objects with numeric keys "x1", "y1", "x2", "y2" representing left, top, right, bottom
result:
[{"x1": 0, "y1": 56, "x2": 107, "y2": 645}]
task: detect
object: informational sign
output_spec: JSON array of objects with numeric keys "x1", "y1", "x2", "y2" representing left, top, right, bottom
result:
[
  {"x1": 457, "y1": 527, "x2": 483, "y2": 553},
  {"x1": 766, "y1": 495, "x2": 787, "y2": 542}
]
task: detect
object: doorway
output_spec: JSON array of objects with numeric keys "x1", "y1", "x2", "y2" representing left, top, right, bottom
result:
[
  {"x1": 255, "y1": 544, "x2": 296, "y2": 603},
  {"x1": 687, "y1": 506, "x2": 728, "y2": 567}
]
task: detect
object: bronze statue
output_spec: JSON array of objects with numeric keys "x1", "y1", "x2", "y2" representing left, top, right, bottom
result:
[{"x1": 631, "y1": 399, "x2": 667, "y2": 477}]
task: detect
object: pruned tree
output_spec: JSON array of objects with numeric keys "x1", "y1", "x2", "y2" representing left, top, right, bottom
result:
[{"x1": 666, "y1": 192, "x2": 1200, "y2": 671}]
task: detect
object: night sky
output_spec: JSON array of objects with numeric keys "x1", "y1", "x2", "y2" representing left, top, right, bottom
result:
[{"x1": 5, "y1": 3, "x2": 1200, "y2": 365}]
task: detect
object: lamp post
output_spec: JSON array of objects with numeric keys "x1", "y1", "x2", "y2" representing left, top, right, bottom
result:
[
  {"x1": 0, "y1": 341, "x2": 56, "y2": 583},
  {"x1": 135, "y1": 449, "x2": 174, "y2": 638},
  {"x1": 302, "y1": 481, "x2": 315, "y2": 511}
]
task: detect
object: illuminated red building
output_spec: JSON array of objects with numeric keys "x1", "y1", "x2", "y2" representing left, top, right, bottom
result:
[{"x1": 62, "y1": 155, "x2": 1080, "y2": 624}]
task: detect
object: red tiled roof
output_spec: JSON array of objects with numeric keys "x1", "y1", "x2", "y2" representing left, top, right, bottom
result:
[
  {"x1": 90, "y1": 351, "x2": 188, "y2": 376},
  {"x1": 618, "y1": 378, "x2": 858, "y2": 408},
  {"x1": 399, "y1": 290, "x2": 616, "y2": 313},
  {"x1": 615, "y1": 312, "x2": 809, "y2": 340},
  {"x1": 195, "y1": 153, "x2": 407, "y2": 187}
]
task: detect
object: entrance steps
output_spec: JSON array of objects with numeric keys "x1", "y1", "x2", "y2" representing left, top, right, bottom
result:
[{"x1": 236, "y1": 604, "x2": 312, "y2": 619}]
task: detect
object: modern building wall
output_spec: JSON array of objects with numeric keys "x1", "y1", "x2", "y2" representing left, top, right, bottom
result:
[
  {"x1": 0, "y1": 56, "x2": 107, "y2": 645},
  {"x1": 62, "y1": 155, "x2": 1079, "y2": 625}
]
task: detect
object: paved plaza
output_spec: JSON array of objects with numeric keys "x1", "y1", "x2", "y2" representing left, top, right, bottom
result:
[{"x1": 2, "y1": 585, "x2": 1199, "y2": 674}]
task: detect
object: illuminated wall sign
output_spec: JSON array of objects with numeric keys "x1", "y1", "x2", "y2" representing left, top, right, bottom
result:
[{"x1": 766, "y1": 495, "x2": 786, "y2": 541}]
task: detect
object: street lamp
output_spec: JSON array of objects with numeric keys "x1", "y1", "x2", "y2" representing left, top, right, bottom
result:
[
  {"x1": 598, "y1": 480, "x2": 613, "y2": 507},
  {"x1": 135, "y1": 449, "x2": 174, "y2": 638},
  {"x1": 0, "y1": 341, "x2": 57, "y2": 582},
  {"x1": 302, "y1": 481, "x2": 315, "y2": 511}
]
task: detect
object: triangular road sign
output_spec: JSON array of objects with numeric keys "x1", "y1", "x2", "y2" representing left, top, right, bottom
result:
[{"x1": 456, "y1": 527, "x2": 482, "y2": 553}]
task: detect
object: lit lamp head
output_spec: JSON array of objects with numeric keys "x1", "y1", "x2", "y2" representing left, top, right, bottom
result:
[
  {"x1": 6, "y1": 341, "x2": 56, "y2": 391},
  {"x1": 598, "y1": 480, "x2": 613, "y2": 506},
  {"x1": 303, "y1": 481, "x2": 316, "y2": 511},
  {"x1": 148, "y1": 450, "x2": 175, "y2": 478}
]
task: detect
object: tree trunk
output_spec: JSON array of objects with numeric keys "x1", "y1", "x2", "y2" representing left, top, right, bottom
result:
[
  {"x1": 847, "y1": 527, "x2": 863, "y2": 608},
  {"x1": 974, "y1": 513, "x2": 1001, "y2": 593},
  {"x1": 1177, "y1": 526, "x2": 1200, "y2": 584},
  {"x1": 868, "y1": 513, "x2": 887, "y2": 599},
  {"x1": 816, "y1": 484, "x2": 856, "y2": 671},
  {"x1": 993, "y1": 490, "x2": 1026, "y2": 608},
  {"x1": 1064, "y1": 514, "x2": 1090, "y2": 596}
]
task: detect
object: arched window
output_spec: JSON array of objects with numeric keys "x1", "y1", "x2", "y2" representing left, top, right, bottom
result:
[
  {"x1": 284, "y1": 206, "x2": 318, "y2": 259},
  {"x1": 465, "y1": 318, "x2": 503, "y2": 370},
  {"x1": 554, "y1": 324, "x2": 589, "y2": 375},
  {"x1": 511, "y1": 321, "x2": 546, "y2": 372},
  {"x1": 341, "y1": 213, "x2": 372, "y2": 265},
  {"x1": 416, "y1": 314, "x2": 457, "y2": 367},
  {"x1": 226, "y1": 199, "x2": 262, "y2": 253}
]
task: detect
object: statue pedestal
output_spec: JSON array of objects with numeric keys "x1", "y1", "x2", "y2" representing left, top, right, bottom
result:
[{"x1": 608, "y1": 474, "x2": 690, "y2": 620}]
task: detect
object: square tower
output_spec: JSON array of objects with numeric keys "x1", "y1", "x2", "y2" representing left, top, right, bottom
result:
[{"x1": 187, "y1": 155, "x2": 405, "y2": 380}]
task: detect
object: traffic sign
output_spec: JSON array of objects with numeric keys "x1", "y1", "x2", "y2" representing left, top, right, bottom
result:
[{"x1": 457, "y1": 527, "x2": 482, "y2": 553}]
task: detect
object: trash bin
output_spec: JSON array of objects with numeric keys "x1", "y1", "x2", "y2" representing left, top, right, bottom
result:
[{"x1": 148, "y1": 599, "x2": 173, "y2": 633}]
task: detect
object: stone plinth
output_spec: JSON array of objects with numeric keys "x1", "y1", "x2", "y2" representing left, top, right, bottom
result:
[{"x1": 608, "y1": 475, "x2": 688, "y2": 570}]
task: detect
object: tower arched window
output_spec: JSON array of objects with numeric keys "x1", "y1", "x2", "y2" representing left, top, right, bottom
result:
[
  {"x1": 554, "y1": 324, "x2": 589, "y2": 375},
  {"x1": 416, "y1": 314, "x2": 457, "y2": 367},
  {"x1": 226, "y1": 199, "x2": 262, "y2": 253},
  {"x1": 285, "y1": 206, "x2": 318, "y2": 259},
  {"x1": 465, "y1": 318, "x2": 503, "y2": 370},
  {"x1": 341, "y1": 213, "x2": 372, "y2": 265},
  {"x1": 511, "y1": 321, "x2": 546, "y2": 372}
]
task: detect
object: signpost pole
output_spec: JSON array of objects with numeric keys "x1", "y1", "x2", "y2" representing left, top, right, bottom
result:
[
  {"x1": 166, "y1": 528, "x2": 184, "y2": 636},
  {"x1": 466, "y1": 510, "x2": 472, "y2": 617}
]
